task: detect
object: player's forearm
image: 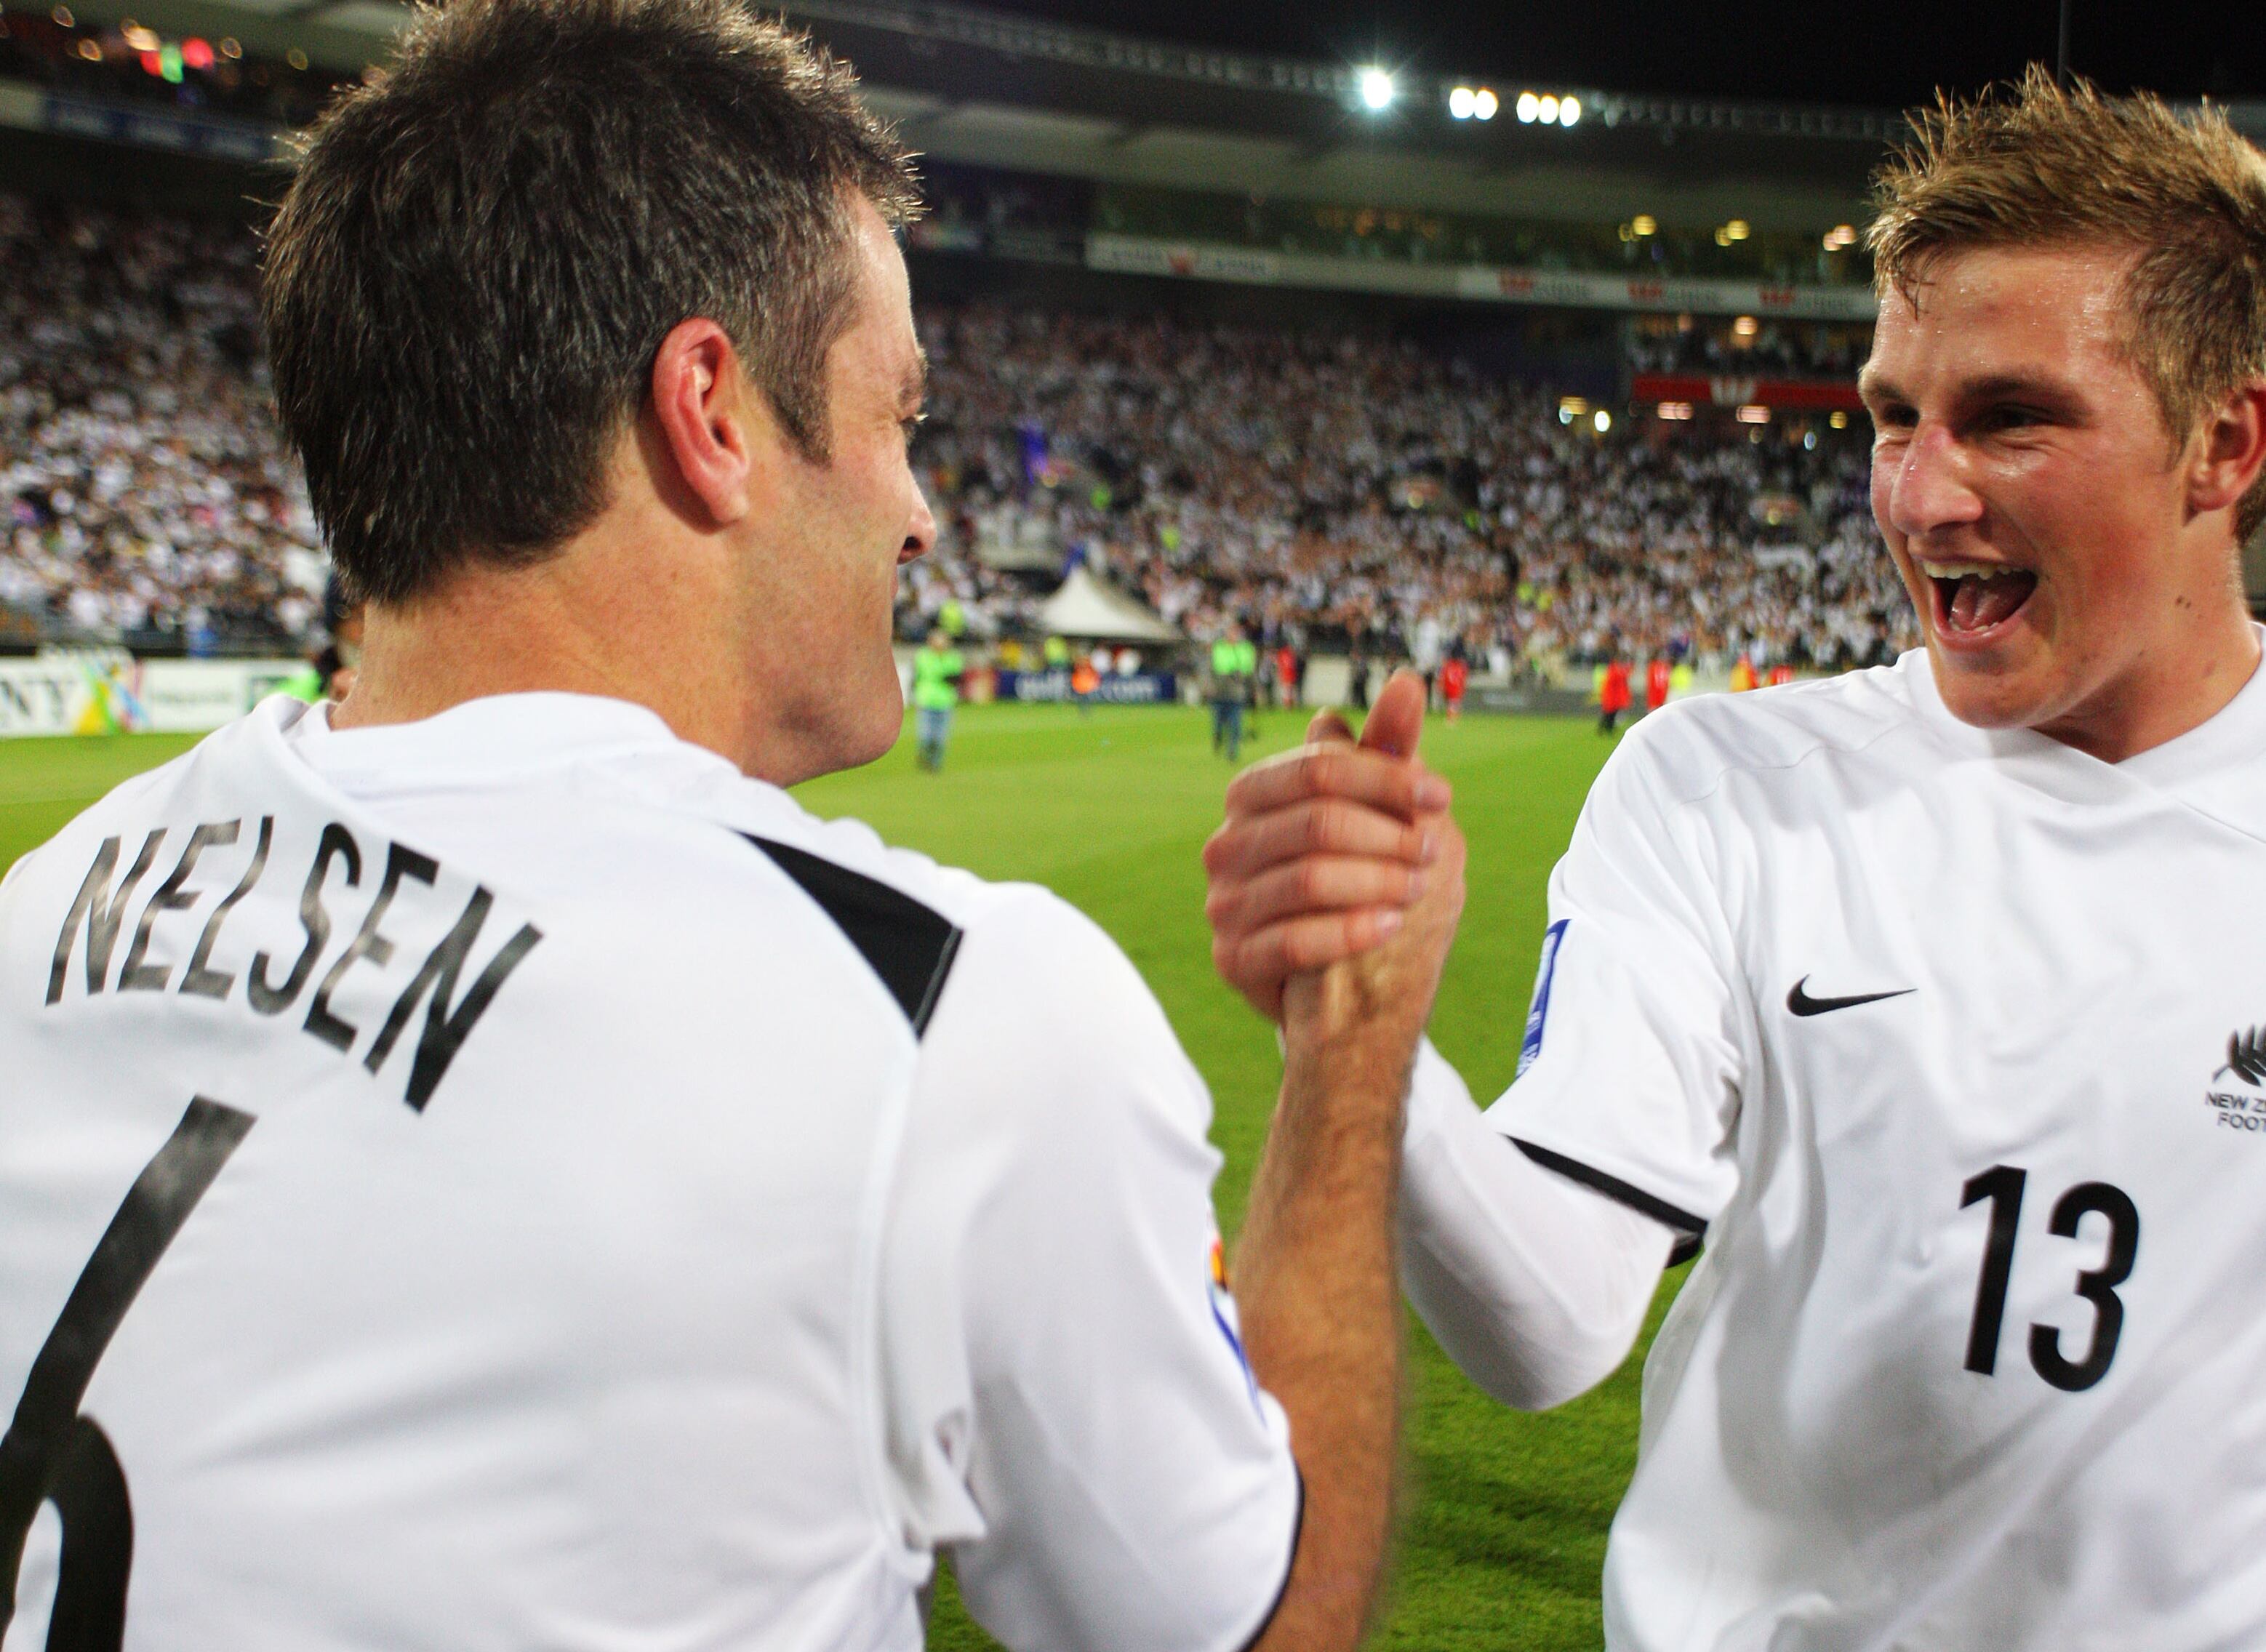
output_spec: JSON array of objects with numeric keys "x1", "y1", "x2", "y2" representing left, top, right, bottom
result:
[
  {"x1": 1235, "y1": 1010, "x2": 1414, "y2": 1652},
  {"x1": 1400, "y1": 1048, "x2": 1669, "y2": 1410}
]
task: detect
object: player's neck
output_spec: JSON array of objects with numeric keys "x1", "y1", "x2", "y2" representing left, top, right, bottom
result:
[
  {"x1": 2033, "y1": 598, "x2": 2262, "y2": 764},
  {"x1": 330, "y1": 513, "x2": 762, "y2": 770}
]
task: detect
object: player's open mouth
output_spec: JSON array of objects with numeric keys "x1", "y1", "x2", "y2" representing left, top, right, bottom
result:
[{"x1": 1922, "y1": 559, "x2": 2038, "y2": 639}]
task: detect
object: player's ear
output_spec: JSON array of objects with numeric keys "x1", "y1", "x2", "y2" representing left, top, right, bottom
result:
[
  {"x1": 2186, "y1": 381, "x2": 2266, "y2": 521},
  {"x1": 646, "y1": 318, "x2": 763, "y2": 529}
]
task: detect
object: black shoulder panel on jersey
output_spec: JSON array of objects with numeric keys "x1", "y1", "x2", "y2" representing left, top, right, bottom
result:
[
  {"x1": 745, "y1": 835, "x2": 964, "y2": 1036},
  {"x1": 1511, "y1": 1138, "x2": 1707, "y2": 1267}
]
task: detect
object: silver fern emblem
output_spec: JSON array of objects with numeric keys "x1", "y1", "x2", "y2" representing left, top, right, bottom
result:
[{"x1": 2217, "y1": 1027, "x2": 2266, "y2": 1088}]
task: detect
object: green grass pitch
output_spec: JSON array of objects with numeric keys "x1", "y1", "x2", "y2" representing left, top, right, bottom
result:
[{"x1": 0, "y1": 703, "x2": 1687, "y2": 1649}]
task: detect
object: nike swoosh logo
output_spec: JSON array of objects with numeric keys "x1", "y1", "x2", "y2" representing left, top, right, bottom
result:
[{"x1": 1786, "y1": 977, "x2": 1916, "y2": 1017}]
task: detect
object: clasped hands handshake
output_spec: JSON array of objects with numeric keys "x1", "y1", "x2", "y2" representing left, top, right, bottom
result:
[{"x1": 1202, "y1": 670, "x2": 1467, "y2": 1056}]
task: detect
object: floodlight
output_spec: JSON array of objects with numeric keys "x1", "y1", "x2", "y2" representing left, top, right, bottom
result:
[
  {"x1": 1473, "y1": 87, "x2": 1498, "y2": 119},
  {"x1": 1593, "y1": 409, "x2": 1612, "y2": 433},
  {"x1": 1449, "y1": 86, "x2": 1476, "y2": 119},
  {"x1": 1516, "y1": 91, "x2": 1540, "y2": 123},
  {"x1": 1538, "y1": 94, "x2": 1559, "y2": 122},
  {"x1": 1358, "y1": 67, "x2": 1396, "y2": 111},
  {"x1": 1631, "y1": 214, "x2": 1657, "y2": 236},
  {"x1": 1559, "y1": 96, "x2": 1582, "y2": 127}
]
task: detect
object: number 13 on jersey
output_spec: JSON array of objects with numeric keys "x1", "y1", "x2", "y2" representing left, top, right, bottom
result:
[{"x1": 1960, "y1": 1164, "x2": 2139, "y2": 1392}]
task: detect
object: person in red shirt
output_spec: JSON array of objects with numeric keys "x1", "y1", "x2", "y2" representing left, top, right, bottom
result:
[
  {"x1": 1644, "y1": 656, "x2": 1671, "y2": 716},
  {"x1": 1274, "y1": 644, "x2": 1301, "y2": 707},
  {"x1": 1598, "y1": 657, "x2": 1632, "y2": 735},
  {"x1": 1766, "y1": 663, "x2": 1797, "y2": 688},
  {"x1": 1438, "y1": 655, "x2": 1469, "y2": 721}
]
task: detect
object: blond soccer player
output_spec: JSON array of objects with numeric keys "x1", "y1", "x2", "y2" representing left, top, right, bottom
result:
[{"x1": 1205, "y1": 73, "x2": 2266, "y2": 1648}]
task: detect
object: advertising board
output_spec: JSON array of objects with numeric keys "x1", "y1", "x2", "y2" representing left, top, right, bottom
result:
[
  {"x1": 993, "y1": 670, "x2": 1179, "y2": 705},
  {"x1": 0, "y1": 657, "x2": 306, "y2": 739}
]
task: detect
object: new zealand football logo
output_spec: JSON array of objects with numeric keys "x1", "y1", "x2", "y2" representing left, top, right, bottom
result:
[
  {"x1": 2206, "y1": 1026, "x2": 2266, "y2": 1136},
  {"x1": 2217, "y1": 1027, "x2": 2266, "y2": 1088}
]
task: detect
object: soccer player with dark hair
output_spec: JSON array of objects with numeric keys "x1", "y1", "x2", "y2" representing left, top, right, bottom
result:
[
  {"x1": 1204, "y1": 71, "x2": 2266, "y2": 1646},
  {"x1": 0, "y1": 3, "x2": 1463, "y2": 1646}
]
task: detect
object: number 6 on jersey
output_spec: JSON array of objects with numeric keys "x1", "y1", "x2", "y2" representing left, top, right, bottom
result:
[{"x1": 0, "y1": 1098, "x2": 255, "y2": 1651}]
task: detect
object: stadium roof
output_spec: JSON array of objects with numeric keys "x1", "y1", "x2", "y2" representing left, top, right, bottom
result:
[
  {"x1": 56, "y1": 0, "x2": 2266, "y2": 233},
  {"x1": 965, "y1": 0, "x2": 2266, "y2": 110},
  {"x1": 60, "y1": 0, "x2": 1906, "y2": 228}
]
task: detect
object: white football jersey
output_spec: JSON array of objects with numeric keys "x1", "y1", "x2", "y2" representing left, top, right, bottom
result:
[
  {"x1": 1449, "y1": 639, "x2": 2266, "y2": 1650},
  {"x1": 0, "y1": 693, "x2": 1297, "y2": 1652}
]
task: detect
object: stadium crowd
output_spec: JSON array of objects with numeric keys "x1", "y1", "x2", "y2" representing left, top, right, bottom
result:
[
  {"x1": 1624, "y1": 316, "x2": 1873, "y2": 380},
  {"x1": 0, "y1": 194, "x2": 324, "y2": 652},
  {"x1": 0, "y1": 196, "x2": 1916, "y2": 676},
  {"x1": 910, "y1": 305, "x2": 1915, "y2": 673}
]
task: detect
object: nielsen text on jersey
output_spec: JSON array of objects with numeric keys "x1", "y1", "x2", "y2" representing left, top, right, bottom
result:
[{"x1": 42, "y1": 817, "x2": 542, "y2": 1111}]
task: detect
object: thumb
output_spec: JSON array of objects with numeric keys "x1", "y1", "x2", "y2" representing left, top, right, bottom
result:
[
  {"x1": 1305, "y1": 708, "x2": 1356, "y2": 747},
  {"x1": 1359, "y1": 669, "x2": 1428, "y2": 760}
]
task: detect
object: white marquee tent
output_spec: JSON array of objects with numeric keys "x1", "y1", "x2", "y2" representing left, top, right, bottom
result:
[{"x1": 1034, "y1": 567, "x2": 1182, "y2": 643}]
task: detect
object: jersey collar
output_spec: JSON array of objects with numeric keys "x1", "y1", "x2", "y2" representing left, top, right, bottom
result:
[
  {"x1": 273, "y1": 691, "x2": 724, "y2": 791},
  {"x1": 1899, "y1": 626, "x2": 2266, "y2": 812}
]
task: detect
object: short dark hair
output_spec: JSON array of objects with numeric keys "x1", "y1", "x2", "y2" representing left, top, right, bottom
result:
[
  {"x1": 1871, "y1": 68, "x2": 2266, "y2": 539},
  {"x1": 263, "y1": 0, "x2": 918, "y2": 604}
]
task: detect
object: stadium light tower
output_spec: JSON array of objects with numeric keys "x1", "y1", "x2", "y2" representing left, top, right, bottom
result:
[{"x1": 1356, "y1": 66, "x2": 1396, "y2": 111}]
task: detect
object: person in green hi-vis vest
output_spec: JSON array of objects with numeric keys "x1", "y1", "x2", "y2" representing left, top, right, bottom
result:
[
  {"x1": 1209, "y1": 623, "x2": 1257, "y2": 761},
  {"x1": 912, "y1": 627, "x2": 965, "y2": 772}
]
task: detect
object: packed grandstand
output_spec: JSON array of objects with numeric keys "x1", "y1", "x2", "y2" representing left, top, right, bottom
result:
[{"x1": 0, "y1": 191, "x2": 1918, "y2": 682}]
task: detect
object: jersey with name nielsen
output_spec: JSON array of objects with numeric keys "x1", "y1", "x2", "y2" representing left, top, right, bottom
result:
[
  {"x1": 1465, "y1": 642, "x2": 2266, "y2": 1650},
  {"x1": 0, "y1": 692, "x2": 1297, "y2": 1652}
]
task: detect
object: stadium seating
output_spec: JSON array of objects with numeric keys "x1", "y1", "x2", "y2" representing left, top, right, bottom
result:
[
  {"x1": 0, "y1": 194, "x2": 1918, "y2": 675},
  {"x1": 0, "y1": 194, "x2": 323, "y2": 654},
  {"x1": 911, "y1": 304, "x2": 1915, "y2": 673}
]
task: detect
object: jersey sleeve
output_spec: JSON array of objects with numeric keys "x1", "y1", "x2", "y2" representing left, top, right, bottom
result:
[
  {"x1": 1482, "y1": 716, "x2": 1747, "y2": 1253},
  {"x1": 880, "y1": 889, "x2": 1299, "y2": 1652}
]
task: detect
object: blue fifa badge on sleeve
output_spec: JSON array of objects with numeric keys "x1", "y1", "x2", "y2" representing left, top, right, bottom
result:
[
  {"x1": 1208, "y1": 1235, "x2": 1262, "y2": 1413},
  {"x1": 1516, "y1": 920, "x2": 1569, "y2": 1078}
]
